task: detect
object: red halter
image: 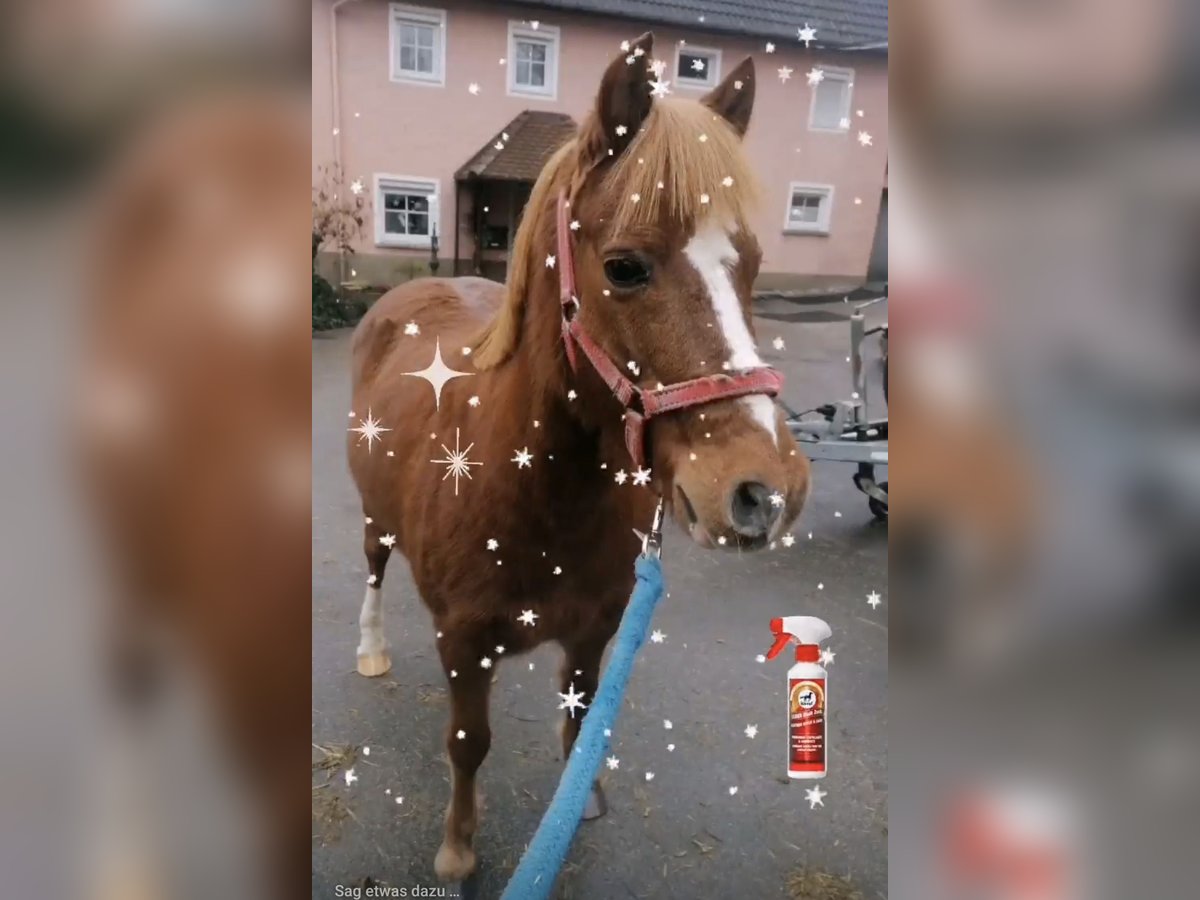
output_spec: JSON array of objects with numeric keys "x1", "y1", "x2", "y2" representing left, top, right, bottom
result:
[{"x1": 554, "y1": 189, "x2": 784, "y2": 469}]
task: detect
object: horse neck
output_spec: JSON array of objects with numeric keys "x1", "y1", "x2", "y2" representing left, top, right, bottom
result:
[{"x1": 504, "y1": 238, "x2": 629, "y2": 470}]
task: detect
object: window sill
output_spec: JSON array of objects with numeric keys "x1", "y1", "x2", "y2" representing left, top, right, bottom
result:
[
  {"x1": 377, "y1": 235, "x2": 434, "y2": 249},
  {"x1": 507, "y1": 86, "x2": 556, "y2": 101},
  {"x1": 675, "y1": 77, "x2": 716, "y2": 90},
  {"x1": 783, "y1": 227, "x2": 831, "y2": 237},
  {"x1": 390, "y1": 73, "x2": 445, "y2": 87},
  {"x1": 808, "y1": 125, "x2": 850, "y2": 135}
]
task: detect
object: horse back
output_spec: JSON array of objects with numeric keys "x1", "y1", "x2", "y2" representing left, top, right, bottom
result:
[{"x1": 351, "y1": 277, "x2": 503, "y2": 391}]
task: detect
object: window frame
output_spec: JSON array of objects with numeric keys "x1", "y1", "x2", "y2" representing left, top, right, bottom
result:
[
  {"x1": 673, "y1": 44, "x2": 722, "y2": 89},
  {"x1": 389, "y1": 3, "x2": 447, "y2": 87},
  {"x1": 375, "y1": 174, "x2": 440, "y2": 249},
  {"x1": 506, "y1": 21, "x2": 560, "y2": 100},
  {"x1": 783, "y1": 182, "x2": 835, "y2": 235},
  {"x1": 807, "y1": 65, "x2": 855, "y2": 133}
]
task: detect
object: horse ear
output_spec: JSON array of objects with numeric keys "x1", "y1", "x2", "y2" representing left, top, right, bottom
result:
[
  {"x1": 702, "y1": 56, "x2": 755, "y2": 137},
  {"x1": 579, "y1": 32, "x2": 655, "y2": 166}
]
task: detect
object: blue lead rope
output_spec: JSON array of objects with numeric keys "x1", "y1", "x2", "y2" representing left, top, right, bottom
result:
[{"x1": 500, "y1": 553, "x2": 666, "y2": 900}]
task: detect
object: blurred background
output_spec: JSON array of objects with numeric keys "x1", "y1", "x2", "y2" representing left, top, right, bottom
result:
[
  {"x1": 0, "y1": 2, "x2": 309, "y2": 899},
  {"x1": 890, "y1": 1, "x2": 1200, "y2": 898}
]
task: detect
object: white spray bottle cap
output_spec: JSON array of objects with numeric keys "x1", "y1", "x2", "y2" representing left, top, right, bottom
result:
[{"x1": 767, "y1": 616, "x2": 832, "y2": 662}]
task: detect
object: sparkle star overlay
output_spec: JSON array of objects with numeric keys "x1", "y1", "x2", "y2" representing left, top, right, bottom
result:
[
  {"x1": 430, "y1": 428, "x2": 483, "y2": 496},
  {"x1": 400, "y1": 337, "x2": 473, "y2": 409},
  {"x1": 349, "y1": 409, "x2": 391, "y2": 452}
]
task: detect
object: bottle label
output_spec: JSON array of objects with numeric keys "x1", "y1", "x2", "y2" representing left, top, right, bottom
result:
[{"x1": 789, "y1": 677, "x2": 825, "y2": 774}]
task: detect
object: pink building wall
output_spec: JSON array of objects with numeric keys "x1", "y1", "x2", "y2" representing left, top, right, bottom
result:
[{"x1": 313, "y1": 0, "x2": 888, "y2": 285}]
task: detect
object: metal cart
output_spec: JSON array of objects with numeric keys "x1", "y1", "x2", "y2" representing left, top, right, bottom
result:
[{"x1": 786, "y1": 295, "x2": 889, "y2": 520}]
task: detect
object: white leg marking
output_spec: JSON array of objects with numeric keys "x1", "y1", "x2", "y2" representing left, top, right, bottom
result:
[
  {"x1": 683, "y1": 222, "x2": 779, "y2": 439},
  {"x1": 357, "y1": 585, "x2": 387, "y2": 657}
]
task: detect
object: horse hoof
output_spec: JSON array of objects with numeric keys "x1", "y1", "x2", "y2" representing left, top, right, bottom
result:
[
  {"x1": 356, "y1": 651, "x2": 391, "y2": 677},
  {"x1": 434, "y1": 841, "x2": 476, "y2": 881},
  {"x1": 583, "y1": 784, "x2": 607, "y2": 820},
  {"x1": 455, "y1": 873, "x2": 480, "y2": 900}
]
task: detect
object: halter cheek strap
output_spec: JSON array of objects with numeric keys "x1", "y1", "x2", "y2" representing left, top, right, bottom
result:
[{"x1": 555, "y1": 189, "x2": 784, "y2": 470}]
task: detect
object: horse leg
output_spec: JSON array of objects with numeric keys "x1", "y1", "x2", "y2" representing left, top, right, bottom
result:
[
  {"x1": 356, "y1": 523, "x2": 392, "y2": 677},
  {"x1": 560, "y1": 632, "x2": 613, "y2": 820},
  {"x1": 434, "y1": 635, "x2": 493, "y2": 881}
]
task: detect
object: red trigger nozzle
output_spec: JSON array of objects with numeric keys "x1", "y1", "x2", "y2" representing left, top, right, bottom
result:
[{"x1": 766, "y1": 617, "x2": 791, "y2": 660}]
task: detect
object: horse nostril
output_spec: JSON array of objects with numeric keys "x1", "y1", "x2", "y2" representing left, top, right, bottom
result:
[{"x1": 729, "y1": 481, "x2": 783, "y2": 538}]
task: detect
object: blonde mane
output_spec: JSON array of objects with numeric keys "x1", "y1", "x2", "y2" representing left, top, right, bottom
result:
[{"x1": 471, "y1": 98, "x2": 758, "y2": 369}]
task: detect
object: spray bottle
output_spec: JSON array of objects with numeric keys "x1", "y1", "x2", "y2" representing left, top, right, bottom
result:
[{"x1": 766, "y1": 616, "x2": 833, "y2": 780}]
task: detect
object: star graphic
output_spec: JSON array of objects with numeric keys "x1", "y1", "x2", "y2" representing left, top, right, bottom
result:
[
  {"x1": 430, "y1": 428, "x2": 483, "y2": 496},
  {"x1": 806, "y1": 67, "x2": 825, "y2": 86},
  {"x1": 558, "y1": 682, "x2": 589, "y2": 719},
  {"x1": 468, "y1": 395, "x2": 480, "y2": 407},
  {"x1": 615, "y1": 124, "x2": 628, "y2": 136},
  {"x1": 404, "y1": 320, "x2": 420, "y2": 336},
  {"x1": 545, "y1": 254, "x2": 556, "y2": 268},
  {"x1": 734, "y1": 79, "x2": 744, "y2": 90},
  {"x1": 632, "y1": 467, "x2": 652, "y2": 486},
  {"x1": 487, "y1": 538, "x2": 499, "y2": 551},
  {"x1": 667, "y1": 743, "x2": 675, "y2": 751},
  {"x1": 494, "y1": 645, "x2": 505, "y2": 655},
  {"x1": 781, "y1": 533, "x2": 796, "y2": 547},
  {"x1": 606, "y1": 755, "x2": 620, "y2": 770},
  {"x1": 777, "y1": 66, "x2": 794, "y2": 83},
  {"x1": 494, "y1": 141, "x2": 504, "y2": 150},
  {"x1": 553, "y1": 565, "x2": 562, "y2": 575},
  {"x1": 456, "y1": 729, "x2": 467, "y2": 739},
  {"x1": 857, "y1": 130, "x2": 873, "y2": 147},
  {"x1": 805, "y1": 785, "x2": 827, "y2": 808},
  {"x1": 569, "y1": 220, "x2": 580, "y2": 231},
  {"x1": 650, "y1": 59, "x2": 668, "y2": 78},
  {"x1": 663, "y1": 719, "x2": 673, "y2": 730},
  {"x1": 772, "y1": 336, "x2": 786, "y2": 351},
  {"x1": 798, "y1": 24, "x2": 817, "y2": 47},
  {"x1": 567, "y1": 389, "x2": 578, "y2": 401},
  {"x1": 480, "y1": 656, "x2": 493, "y2": 669},
  {"x1": 401, "y1": 338, "x2": 472, "y2": 409},
  {"x1": 691, "y1": 58, "x2": 705, "y2": 72},
  {"x1": 395, "y1": 796, "x2": 404, "y2": 804},
  {"x1": 349, "y1": 409, "x2": 392, "y2": 452},
  {"x1": 344, "y1": 768, "x2": 357, "y2": 786},
  {"x1": 765, "y1": 42, "x2": 776, "y2": 53},
  {"x1": 650, "y1": 629, "x2": 666, "y2": 644},
  {"x1": 867, "y1": 591, "x2": 883, "y2": 609},
  {"x1": 350, "y1": 179, "x2": 364, "y2": 195},
  {"x1": 700, "y1": 193, "x2": 711, "y2": 205},
  {"x1": 512, "y1": 447, "x2": 533, "y2": 468},
  {"x1": 744, "y1": 724, "x2": 758, "y2": 739},
  {"x1": 468, "y1": 83, "x2": 480, "y2": 95},
  {"x1": 518, "y1": 609, "x2": 539, "y2": 626},
  {"x1": 722, "y1": 175, "x2": 734, "y2": 187},
  {"x1": 820, "y1": 649, "x2": 836, "y2": 665},
  {"x1": 769, "y1": 491, "x2": 785, "y2": 508},
  {"x1": 630, "y1": 192, "x2": 641, "y2": 203},
  {"x1": 366, "y1": 574, "x2": 377, "y2": 585},
  {"x1": 648, "y1": 78, "x2": 672, "y2": 98},
  {"x1": 379, "y1": 533, "x2": 396, "y2": 548},
  {"x1": 755, "y1": 654, "x2": 766, "y2": 663},
  {"x1": 614, "y1": 469, "x2": 628, "y2": 485},
  {"x1": 645, "y1": 772, "x2": 655, "y2": 781},
  {"x1": 620, "y1": 39, "x2": 631, "y2": 52}
]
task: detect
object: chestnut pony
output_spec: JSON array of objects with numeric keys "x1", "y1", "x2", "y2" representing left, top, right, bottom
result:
[{"x1": 348, "y1": 34, "x2": 809, "y2": 881}]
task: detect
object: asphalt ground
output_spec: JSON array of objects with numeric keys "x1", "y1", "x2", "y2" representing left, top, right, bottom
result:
[{"x1": 312, "y1": 295, "x2": 888, "y2": 900}]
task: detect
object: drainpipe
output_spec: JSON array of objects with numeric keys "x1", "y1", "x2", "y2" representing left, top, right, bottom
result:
[{"x1": 330, "y1": 0, "x2": 365, "y2": 284}]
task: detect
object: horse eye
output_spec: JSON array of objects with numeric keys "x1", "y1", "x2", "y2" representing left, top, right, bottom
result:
[{"x1": 603, "y1": 256, "x2": 651, "y2": 289}]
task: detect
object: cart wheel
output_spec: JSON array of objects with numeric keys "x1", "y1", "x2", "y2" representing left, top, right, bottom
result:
[{"x1": 868, "y1": 481, "x2": 888, "y2": 521}]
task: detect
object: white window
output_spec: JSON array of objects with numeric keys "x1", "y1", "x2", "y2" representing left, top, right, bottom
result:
[
  {"x1": 375, "y1": 175, "x2": 439, "y2": 248},
  {"x1": 507, "y1": 21, "x2": 560, "y2": 99},
  {"x1": 784, "y1": 183, "x2": 834, "y2": 235},
  {"x1": 809, "y1": 66, "x2": 854, "y2": 132},
  {"x1": 390, "y1": 4, "x2": 446, "y2": 85},
  {"x1": 674, "y1": 45, "x2": 721, "y2": 89}
]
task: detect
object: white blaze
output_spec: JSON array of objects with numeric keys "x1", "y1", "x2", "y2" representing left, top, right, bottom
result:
[{"x1": 683, "y1": 221, "x2": 779, "y2": 439}]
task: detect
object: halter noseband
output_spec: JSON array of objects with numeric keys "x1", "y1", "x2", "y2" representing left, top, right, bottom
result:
[{"x1": 554, "y1": 189, "x2": 784, "y2": 469}]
